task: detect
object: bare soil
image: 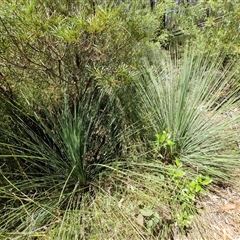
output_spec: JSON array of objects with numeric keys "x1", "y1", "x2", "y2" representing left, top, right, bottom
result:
[{"x1": 179, "y1": 184, "x2": 240, "y2": 240}]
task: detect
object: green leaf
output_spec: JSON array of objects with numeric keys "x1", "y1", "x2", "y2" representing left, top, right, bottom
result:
[
  {"x1": 166, "y1": 139, "x2": 175, "y2": 146},
  {"x1": 155, "y1": 133, "x2": 165, "y2": 143},
  {"x1": 174, "y1": 169, "x2": 185, "y2": 178},
  {"x1": 175, "y1": 158, "x2": 182, "y2": 168},
  {"x1": 195, "y1": 184, "x2": 202, "y2": 193},
  {"x1": 139, "y1": 209, "x2": 154, "y2": 217},
  {"x1": 201, "y1": 176, "x2": 212, "y2": 186},
  {"x1": 153, "y1": 212, "x2": 160, "y2": 220},
  {"x1": 147, "y1": 219, "x2": 153, "y2": 228},
  {"x1": 189, "y1": 180, "x2": 196, "y2": 188},
  {"x1": 158, "y1": 174, "x2": 165, "y2": 181}
]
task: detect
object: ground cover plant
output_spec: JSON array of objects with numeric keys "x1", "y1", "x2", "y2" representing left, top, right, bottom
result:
[{"x1": 0, "y1": 0, "x2": 240, "y2": 239}]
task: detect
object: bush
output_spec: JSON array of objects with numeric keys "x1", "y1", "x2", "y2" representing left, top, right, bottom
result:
[
  {"x1": 159, "y1": 0, "x2": 240, "y2": 56},
  {"x1": 0, "y1": 0, "x2": 158, "y2": 107}
]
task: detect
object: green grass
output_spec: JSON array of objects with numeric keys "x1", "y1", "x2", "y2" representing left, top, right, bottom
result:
[
  {"x1": 0, "y1": 82, "x2": 124, "y2": 237},
  {"x1": 0, "y1": 47, "x2": 240, "y2": 239},
  {"x1": 135, "y1": 46, "x2": 240, "y2": 181}
]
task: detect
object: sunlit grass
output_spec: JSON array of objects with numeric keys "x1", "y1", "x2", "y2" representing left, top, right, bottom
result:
[
  {"x1": 0, "y1": 47, "x2": 240, "y2": 239},
  {"x1": 135, "y1": 46, "x2": 240, "y2": 182}
]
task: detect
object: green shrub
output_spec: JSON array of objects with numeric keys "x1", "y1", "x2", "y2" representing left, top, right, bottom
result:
[
  {"x1": 0, "y1": 0, "x2": 159, "y2": 108},
  {"x1": 160, "y1": 0, "x2": 240, "y2": 56}
]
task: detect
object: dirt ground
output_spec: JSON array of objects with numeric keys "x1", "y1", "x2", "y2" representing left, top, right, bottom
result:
[{"x1": 180, "y1": 185, "x2": 240, "y2": 240}]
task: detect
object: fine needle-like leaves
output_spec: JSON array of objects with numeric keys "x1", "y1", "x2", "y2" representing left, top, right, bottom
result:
[{"x1": 135, "y1": 47, "x2": 240, "y2": 181}]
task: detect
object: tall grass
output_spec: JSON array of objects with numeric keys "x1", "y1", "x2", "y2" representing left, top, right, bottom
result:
[
  {"x1": 135, "y1": 46, "x2": 240, "y2": 181},
  {"x1": 1, "y1": 47, "x2": 240, "y2": 239},
  {"x1": 0, "y1": 83, "x2": 123, "y2": 237}
]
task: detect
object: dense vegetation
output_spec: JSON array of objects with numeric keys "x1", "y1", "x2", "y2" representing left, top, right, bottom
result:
[{"x1": 0, "y1": 0, "x2": 240, "y2": 239}]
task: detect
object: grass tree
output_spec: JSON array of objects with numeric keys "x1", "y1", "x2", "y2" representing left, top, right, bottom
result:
[
  {"x1": 0, "y1": 82, "x2": 191, "y2": 239},
  {"x1": 0, "y1": 82, "x2": 123, "y2": 237},
  {"x1": 135, "y1": 45, "x2": 240, "y2": 182}
]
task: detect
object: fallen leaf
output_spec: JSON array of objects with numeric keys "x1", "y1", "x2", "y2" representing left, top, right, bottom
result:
[
  {"x1": 136, "y1": 214, "x2": 144, "y2": 227},
  {"x1": 220, "y1": 203, "x2": 238, "y2": 211},
  {"x1": 133, "y1": 207, "x2": 139, "y2": 215}
]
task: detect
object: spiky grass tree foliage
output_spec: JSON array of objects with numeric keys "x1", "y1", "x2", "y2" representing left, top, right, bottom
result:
[
  {"x1": 0, "y1": 83, "x2": 123, "y2": 237},
  {"x1": 0, "y1": 86, "x2": 195, "y2": 239},
  {"x1": 136, "y1": 47, "x2": 240, "y2": 181}
]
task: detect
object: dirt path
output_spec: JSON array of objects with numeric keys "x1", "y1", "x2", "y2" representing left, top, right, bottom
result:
[{"x1": 180, "y1": 185, "x2": 240, "y2": 240}]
